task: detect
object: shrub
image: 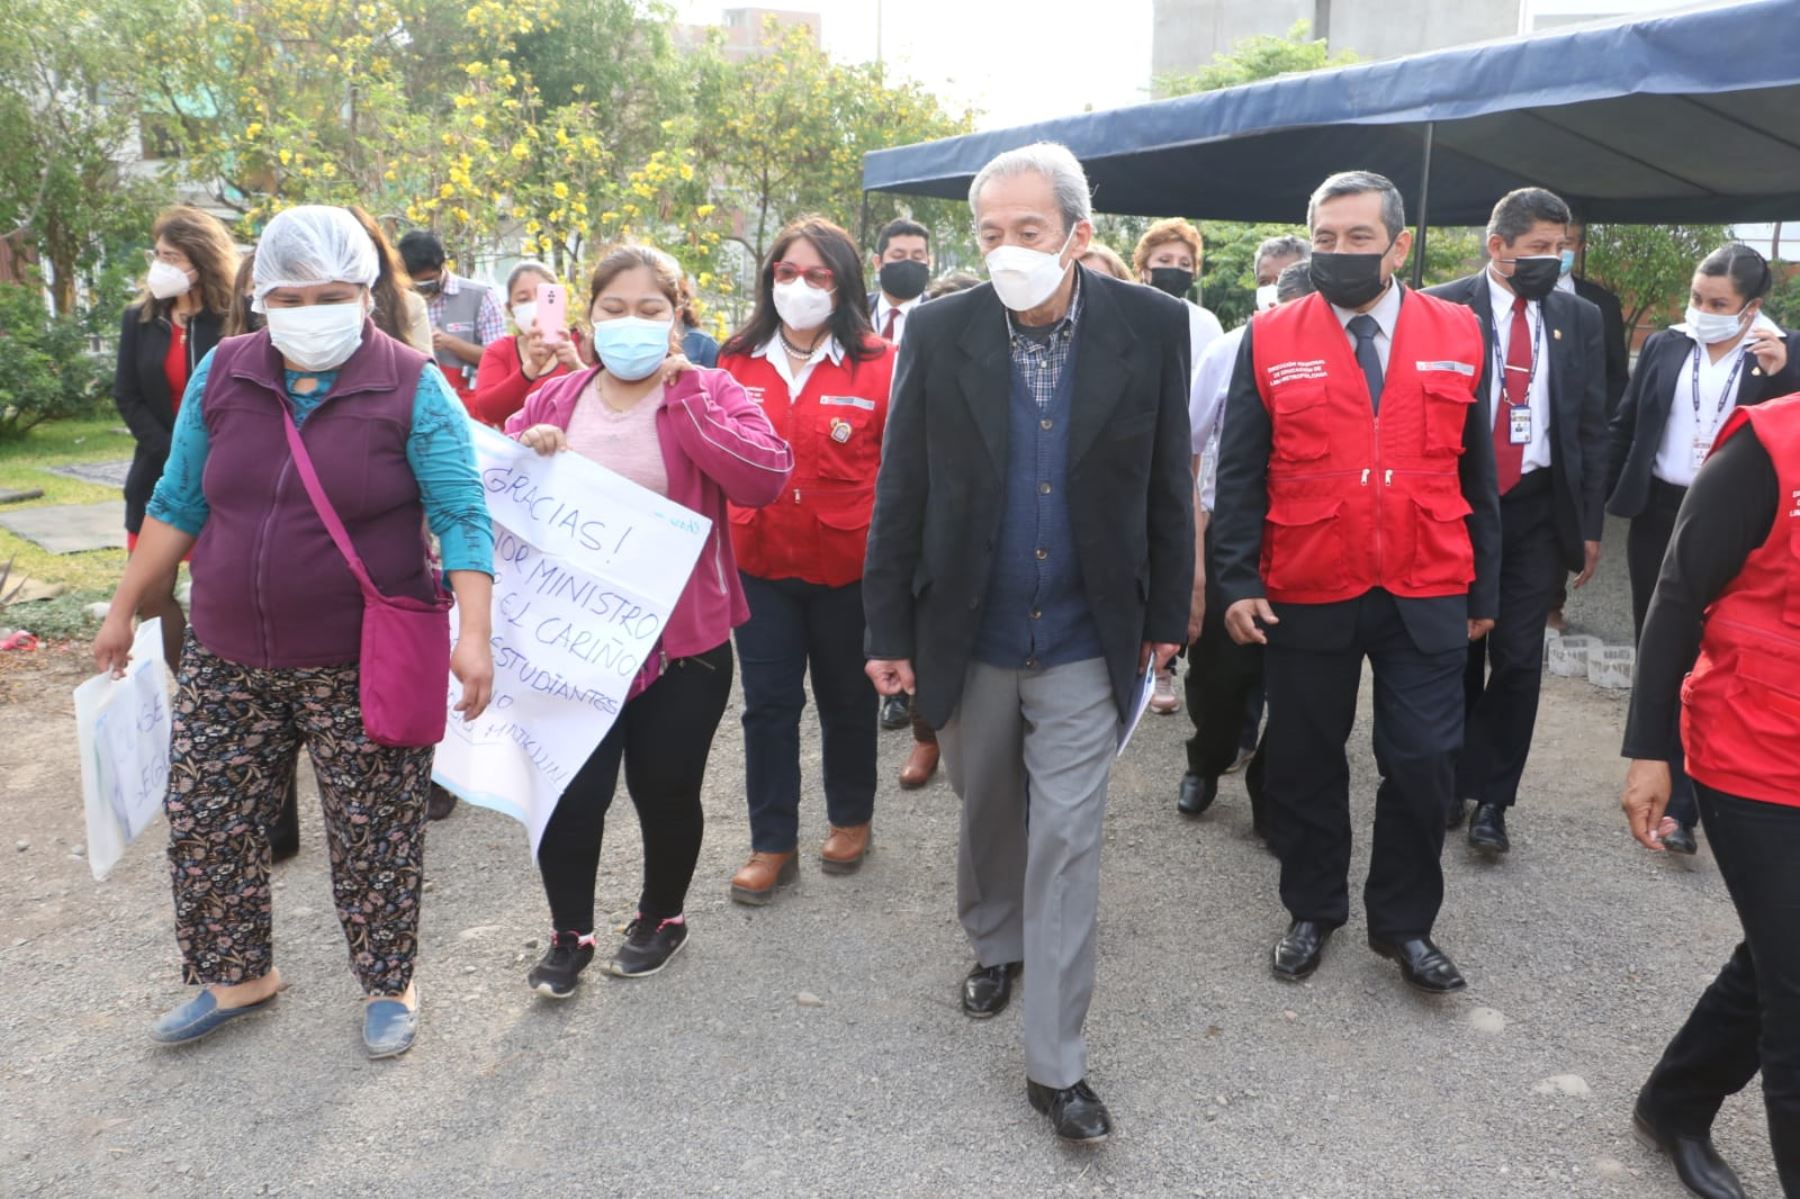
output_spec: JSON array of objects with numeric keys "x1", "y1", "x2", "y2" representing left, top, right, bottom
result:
[{"x1": 0, "y1": 281, "x2": 112, "y2": 440}]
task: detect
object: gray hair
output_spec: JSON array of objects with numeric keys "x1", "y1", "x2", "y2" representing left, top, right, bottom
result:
[
  {"x1": 1307, "y1": 171, "x2": 1406, "y2": 241},
  {"x1": 968, "y1": 142, "x2": 1093, "y2": 235},
  {"x1": 1486, "y1": 187, "x2": 1572, "y2": 243},
  {"x1": 1275, "y1": 259, "x2": 1316, "y2": 303},
  {"x1": 1254, "y1": 234, "x2": 1311, "y2": 275}
]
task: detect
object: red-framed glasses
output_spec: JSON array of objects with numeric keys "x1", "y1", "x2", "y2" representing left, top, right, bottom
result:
[{"x1": 772, "y1": 261, "x2": 834, "y2": 289}]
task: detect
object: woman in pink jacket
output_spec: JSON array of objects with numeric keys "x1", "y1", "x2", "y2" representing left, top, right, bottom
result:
[{"x1": 508, "y1": 244, "x2": 793, "y2": 996}]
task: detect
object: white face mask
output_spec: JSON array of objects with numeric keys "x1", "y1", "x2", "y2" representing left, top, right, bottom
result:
[
  {"x1": 265, "y1": 301, "x2": 368, "y2": 371},
  {"x1": 148, "y1": 260, "x2": 193, "y2": 301},
  {"x1": 511, "y1": 301, "x2": 537, "y2": 332},
  {"x1": 772, "y1": 278, "x2": 834, "y2": 332},
  {"x1": 985, "y1": 227, "x2": 1077, "y2": 313},
  {"x1": 1254, "y1": 284, "x2": 1279, "y2": 312},
  {"x1": 1684, "y1": 304, "x2": 1751, "y2": 346}
]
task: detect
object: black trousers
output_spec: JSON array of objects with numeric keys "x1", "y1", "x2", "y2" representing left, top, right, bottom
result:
[
  {"x1": 1263, "y1": 589, "x2": 1465, "y2": 940},
  {"x1": 1639, "y1": 782, "x2": 1800, "y2": 1193},
  {"x1": 1458, "y1": 473, "x2": 1565, "y2": 809},
  {"x1": 536, "y1": 642, "x2": 734, "y2": 933},
  {"x1": 1185, "y1": 527, "x2": 1268, "y2": 827},
  {"x1": 1627, "y1": 481, "x2": 1699, "y2": 827}
]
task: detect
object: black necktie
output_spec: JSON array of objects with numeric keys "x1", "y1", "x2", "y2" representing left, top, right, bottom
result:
[{"x1": 1348, "y1": 314, "x2": 1384, "y2": 412}]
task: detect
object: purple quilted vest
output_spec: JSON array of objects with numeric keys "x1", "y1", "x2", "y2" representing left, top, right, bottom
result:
[{"x1": 189, "y1": 324, "x2": 435, "y2": 668}]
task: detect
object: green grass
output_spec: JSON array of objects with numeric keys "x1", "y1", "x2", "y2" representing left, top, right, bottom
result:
[{"x1": 0, "y1": 417, "x2": 137, "y2": 596}]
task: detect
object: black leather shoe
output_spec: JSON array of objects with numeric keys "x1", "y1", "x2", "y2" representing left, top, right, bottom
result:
[
  {"x1": 1272, "y1": 921, "x2": 1331, "y2": 981},
  {"x1": 1632, "y1": 1102, "x2": 1746, "y2": 1199},
  {"x1": 1369, "y1": 936, "x2": 1466, "y2": 993},
  {"x1": 1663, "y1": 822, "x2": 1699, "y2": 855},
  {"x1": 962, "y1": 961, "x2": 1021, "y2": 1018},
  {"x1": 1445, "y1": 798, "x2": 1471, "y2": 830},
  {"x1": 1027, "y1": 1078, "x2": 1111, "y2": 1144},
  {"x1": 426, "y1": 784, "x2": 458, "y2": 821},
  {"x1": 1468, "y1": 803, "x2": 1510, "y2": 854},
  {"x1": 1176, "y1": 772, "x2": 1217, "y2": 817},
  {"x1": 879, "y1": 694, "x2": 911, "y2": 731}
]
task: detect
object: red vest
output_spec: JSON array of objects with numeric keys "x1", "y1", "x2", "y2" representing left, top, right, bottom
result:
[
  {"x1": 720, "y1": 337, "x2": 895, "y2": 588},
  {"x1": 1249, "y1": 290, "x2": 1485, "y2": 604},
  {"x1": 1680, "y1": 394, "x2": 1800, "y2": 807}
]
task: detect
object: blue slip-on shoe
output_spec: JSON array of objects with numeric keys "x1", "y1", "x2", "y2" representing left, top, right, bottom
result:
[
  {"x1": 149, "y1": 989, "x2": 276, "y2": 1045},
  {"x1": 362, "y1": 992, "x2": 419, "y2": 1060}
]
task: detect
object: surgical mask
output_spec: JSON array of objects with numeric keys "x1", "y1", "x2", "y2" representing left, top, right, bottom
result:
[
  {"x1": 147, "y1": 260, "x2": 193, "y2": 300},
  {"x1": 1559, "y1": 249, "x2": 1576, "y2": 277},
  {"x1": 1308, "y1": 249, "x2": 1390, "y2": 311},
  {"x1": 1254, "y1": 284, "x2": 1279, "y2": 312},
  {"x1": 1148, "y1": 267, "x2": 1195, "y2": 299},
  {"x1": 985, "y1": 228, "x2": 1076, "y2": 313},
  {"x1": 414, "y1": 277, "x2": 442, "y2": 296},
  {"x1": 878, "y1": 259, "x2": 930, "y2": 302},
  {"x1": 1501, "y1": 256, "x2": 1562, "y2": 303},
  {"x1": 511, "y1": 301, "x2": 537, "y2": 332},
  {"x1": 773, "y1": 278, "x2": 835, "y2": 331},
  {"x1": 265, "y1": 301, "x2": 368, "y2": 371},
  {"x1": 1684, "y1": 304, "x2": 1751, "y2": 346},
  {"x1": 591, "y1": 316, "x2": 672, "y2": 381}
]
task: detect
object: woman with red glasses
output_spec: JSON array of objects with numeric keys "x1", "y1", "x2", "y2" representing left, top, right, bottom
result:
[{"x1": 718, "y1": 216, "x2": 897, "y2": 905}]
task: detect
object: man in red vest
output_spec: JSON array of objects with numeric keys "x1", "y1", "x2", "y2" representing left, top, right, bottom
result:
[{"x1": 1213, "y1": 170, "x2": 1500, "y2": 993}]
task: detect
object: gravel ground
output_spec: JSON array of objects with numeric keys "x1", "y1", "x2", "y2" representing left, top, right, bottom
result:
[{"x1": 0, "y1": 643, "x2": 1777, "y2": 1198}]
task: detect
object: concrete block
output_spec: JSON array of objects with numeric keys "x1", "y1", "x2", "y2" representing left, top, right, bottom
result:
[
  {"x1": 1546, "y1": 633, "x2": 1602, "y2": 678},
  {"x1": 1587, "y1": 645, "x2": 1635, "y2": 690}
]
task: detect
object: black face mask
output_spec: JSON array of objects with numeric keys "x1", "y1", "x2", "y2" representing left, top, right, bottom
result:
[
  {"x1": 1502, "y1": 256, "x2": 1561, "y2": 302},
  {"x1": 1148, "y1": 267, "x2": 1195, "y2": 299},
  {"x1": 878, "y1": 259, "x2": 930, "y2": 302},
  {"x1": 1308, "y1": 250, "x2": 1390, "y2": 310}
]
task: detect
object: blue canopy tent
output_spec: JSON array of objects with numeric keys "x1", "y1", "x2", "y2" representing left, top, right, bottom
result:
[{"x1": 861, "y1": 0, "x2": 1800, "y2": 282}]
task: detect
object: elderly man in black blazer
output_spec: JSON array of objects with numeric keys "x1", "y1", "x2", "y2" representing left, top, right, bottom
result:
[
  {"x1": 863, "y1": 141, "x2": 1192, "y2": 1145},
  {"x1": 1424, "y1": 187, "x2": 1608, "y2": 856}
]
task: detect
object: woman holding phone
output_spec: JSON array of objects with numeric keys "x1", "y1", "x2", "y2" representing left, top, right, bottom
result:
[{"x1": 474, "y1": 261, "x2": 587, "y2": 428}]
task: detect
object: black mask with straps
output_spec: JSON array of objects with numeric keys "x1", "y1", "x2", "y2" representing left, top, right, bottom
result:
[
  {"x1": 878, "y1": 259, "x2": 930, "y2": 302},
  {"x1": 1501, "y1": 256, "x2": 1562, "y2": 303},
  {"x1": 1308, "y1": 249, "x2": 1390, "y2": 310},
  {"x1": 1148, "y1": 267, "x2": 1195, "y2": 299}
]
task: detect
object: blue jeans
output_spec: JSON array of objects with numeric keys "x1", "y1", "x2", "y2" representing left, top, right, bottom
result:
[{"x1": 736, "y1": 574, "x2": 877, "y2": 853}]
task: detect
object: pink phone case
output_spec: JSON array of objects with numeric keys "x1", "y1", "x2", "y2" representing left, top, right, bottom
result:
[{"x1": 535, "y1": 282, "x2": 567, "y2": 344}]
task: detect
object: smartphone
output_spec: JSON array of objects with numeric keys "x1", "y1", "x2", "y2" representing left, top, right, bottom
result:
[{"x1": 534, "y1": 282, "x2": 567, "y2": 345}]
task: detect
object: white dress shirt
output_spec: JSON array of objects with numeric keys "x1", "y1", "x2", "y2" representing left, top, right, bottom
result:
[
  {"x1": 1651, "y1": 313, "x2": 1781, "y2": 488},
  {"x1": 1485, "y1": 268, "x2": 1553, "y2": 476},
  {"x1": 1185, "y1": 300, "x2": 1225, "y2": 384},
  {"x1": 1329, "y1": 278, "x2": 1404, "y2": 375},
  {"x1": 873, "y1": 294, "x2": 922, "y2": 345},
  {"x1": 1189, "y1": 325, "x2": 1245, "y2": 512},
  {"x1": 751, "y1": 334, "x2": 845, "y2": 401}
]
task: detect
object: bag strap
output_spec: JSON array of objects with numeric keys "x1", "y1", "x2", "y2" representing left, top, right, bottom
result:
[{"x1": 278, "y1": 402, "x2": 380, "y2": 599}]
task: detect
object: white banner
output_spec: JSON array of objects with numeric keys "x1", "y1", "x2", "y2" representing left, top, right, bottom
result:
[
  {"x1": 74, "y1": 618, "x2": 172, "y2": 880},
  {"x1": 433, "y1": 422, "x2": 711, "y2": 853}
]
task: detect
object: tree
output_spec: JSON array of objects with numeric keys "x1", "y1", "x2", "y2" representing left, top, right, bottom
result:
[
  {"x1": 0, "y1": 276, "x2": 111, "y2": 438},
  {"x1": 1583, "y1": 223, "x2": 1730, "y2": 336},
  {"x1": 1154, "y1": 19, "x2": 1359, "y2": 99}
]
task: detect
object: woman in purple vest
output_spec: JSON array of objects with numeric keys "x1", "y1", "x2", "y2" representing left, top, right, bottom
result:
[{"x1": 92, "y1": 206, "x2": 496, "y2": 1060}]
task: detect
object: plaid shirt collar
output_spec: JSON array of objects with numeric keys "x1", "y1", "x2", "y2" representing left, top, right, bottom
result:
[{"x1": 1003, "y1": 264, "x2": 1083, "y2": 351}]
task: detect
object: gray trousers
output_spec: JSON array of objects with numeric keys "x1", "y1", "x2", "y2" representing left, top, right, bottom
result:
[{"x1": 938, "y1": 657, "x2": 1116, "y2": 1089}]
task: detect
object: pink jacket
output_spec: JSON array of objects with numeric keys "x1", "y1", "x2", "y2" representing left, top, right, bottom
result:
[{"x1": 507, "y1": 365, "x2": 793, "y2": 663}]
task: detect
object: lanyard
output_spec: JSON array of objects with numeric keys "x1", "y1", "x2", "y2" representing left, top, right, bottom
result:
[
  {"x1": 1688, "y1": 343, "x2": 1747, "y2": 437},
  {"x1": 1490, "y1": 305, "x2": 1543, "y2": 409}
]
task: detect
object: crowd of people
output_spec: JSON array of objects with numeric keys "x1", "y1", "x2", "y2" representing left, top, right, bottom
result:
[{"x1": 95, "y1": 140, "x2": 1798, "y2": 1193}]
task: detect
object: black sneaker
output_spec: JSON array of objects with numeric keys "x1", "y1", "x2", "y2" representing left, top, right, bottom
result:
[
  {"x1": 609, "y1": 917, "x2": 690, "y2": 978},
  {"x1": 527, "y1": 931, "x2": 595, "y2": 999}
]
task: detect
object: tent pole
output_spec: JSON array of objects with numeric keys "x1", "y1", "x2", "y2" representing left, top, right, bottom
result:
[{"x1": 1411, "y1": 122, "x2": 1434, "y2": 288}]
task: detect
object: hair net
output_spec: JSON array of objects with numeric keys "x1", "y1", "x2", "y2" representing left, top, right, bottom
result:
[{"x1": 251, "y1": 205, "x2": 380, "y2": 311}]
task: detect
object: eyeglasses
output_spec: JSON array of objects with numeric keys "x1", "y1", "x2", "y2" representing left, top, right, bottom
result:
[{"x1": 772, "y1": 261, "x2": 834, "y2": 289}]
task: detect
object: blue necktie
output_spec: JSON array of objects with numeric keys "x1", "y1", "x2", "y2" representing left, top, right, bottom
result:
[{"x1": 1348, "y1": 314, "x2": 1384, "y2": 413}]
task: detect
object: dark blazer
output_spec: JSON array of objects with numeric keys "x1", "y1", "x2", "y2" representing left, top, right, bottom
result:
[
  {"x1": 1423, "y1": 271, "x2": 1608, "y2": 572},
  {"x1": 1605, "y1": 323, "x2": 1800, "y2": 518},
  {"x1": 114, "y1": 303, "x2": 224, "y2": 533},
  {"x1": 1572, "y1": 276, "x2": 1630, "y2": 418},
  {"x1": 1212, "y1": 287, "x2": 1502, "y2": 656},
  {"x1": 863, "y1": 266, "x2": 1195, "y2": 728},
  {"x1": 867, "y1": 290, "x2": 927, "y2": 325}
]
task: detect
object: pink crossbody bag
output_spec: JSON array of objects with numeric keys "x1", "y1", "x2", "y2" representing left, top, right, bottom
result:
[{"x1": 280, "y1": 408, "x2": 453, "y2": 748}]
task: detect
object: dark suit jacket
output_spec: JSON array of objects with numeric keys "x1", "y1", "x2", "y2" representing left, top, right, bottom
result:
[
  {"x1": 863, "y1": 267, "x2": 1195, "y2": 728},
  {"x1": 1572, "y1": 276, "x2": 1630, "y2": 418},
  {"x1": 867, "y1": 290, "x2": 927, "y2": 325},
  {"x1": 1605, "y1": 324, "x2": 1800, "y2": 517},
  {"x1": 1212, "y1": 287, "x2": 1502, "y2": 656},
  {"x1": 1423, "y1": 271, "x2": 1608, "y2": 572},
  {"x1": 114, "y1": 304, "x2": 224, "y2": 534}
]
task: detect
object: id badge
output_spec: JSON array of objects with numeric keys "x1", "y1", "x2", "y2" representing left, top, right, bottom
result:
[
  {"x1": 1508, "y1": 406, "x2": 1532, "y2": 445},
  {"x1": 1691, "y1": 436, "x2": 1711, "y2": 472}
]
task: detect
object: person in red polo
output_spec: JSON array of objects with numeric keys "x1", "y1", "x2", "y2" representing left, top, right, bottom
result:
[
  {"x1": 1213, "y1": 171, "x2": 1500, "y2": 994},
  {"x1": 718, "y1": 216, "x2": 897, "y2": 905},
  {"x1": 1621, "y1": 392, "x2": 1800, "y2": 1199}
]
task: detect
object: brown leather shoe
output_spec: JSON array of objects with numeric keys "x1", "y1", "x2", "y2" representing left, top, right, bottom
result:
[
  {"x1": 819, "y1": 824, "x2": 872, "y2": 875},
  {"x1": 729, "y1": 851, "x2": 797, "y2": 906},
  {"x1": 898, "y1": 742, "x2": 940, "y2": 789}
]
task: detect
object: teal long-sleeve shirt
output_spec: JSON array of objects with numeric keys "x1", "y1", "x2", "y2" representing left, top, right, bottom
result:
[{"x1": 146, "y1": 348, "x2": 494, "y2": 575}]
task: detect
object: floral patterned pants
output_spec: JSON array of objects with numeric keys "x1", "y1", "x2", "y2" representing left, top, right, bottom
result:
[{"x1": 165, "y1": 633, "x2": 432, "y2": 995}]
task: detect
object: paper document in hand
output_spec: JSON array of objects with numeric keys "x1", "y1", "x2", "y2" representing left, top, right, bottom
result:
[
  {"x1": 1116, "y1": 667, "x2": 1158, "y2": 757},
  {"x1": 73, "y1": 617, "x2": 172, "y2": 880},
  {"x1": 432, "y1": 422, "x2": 711, "y2": 854}
]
